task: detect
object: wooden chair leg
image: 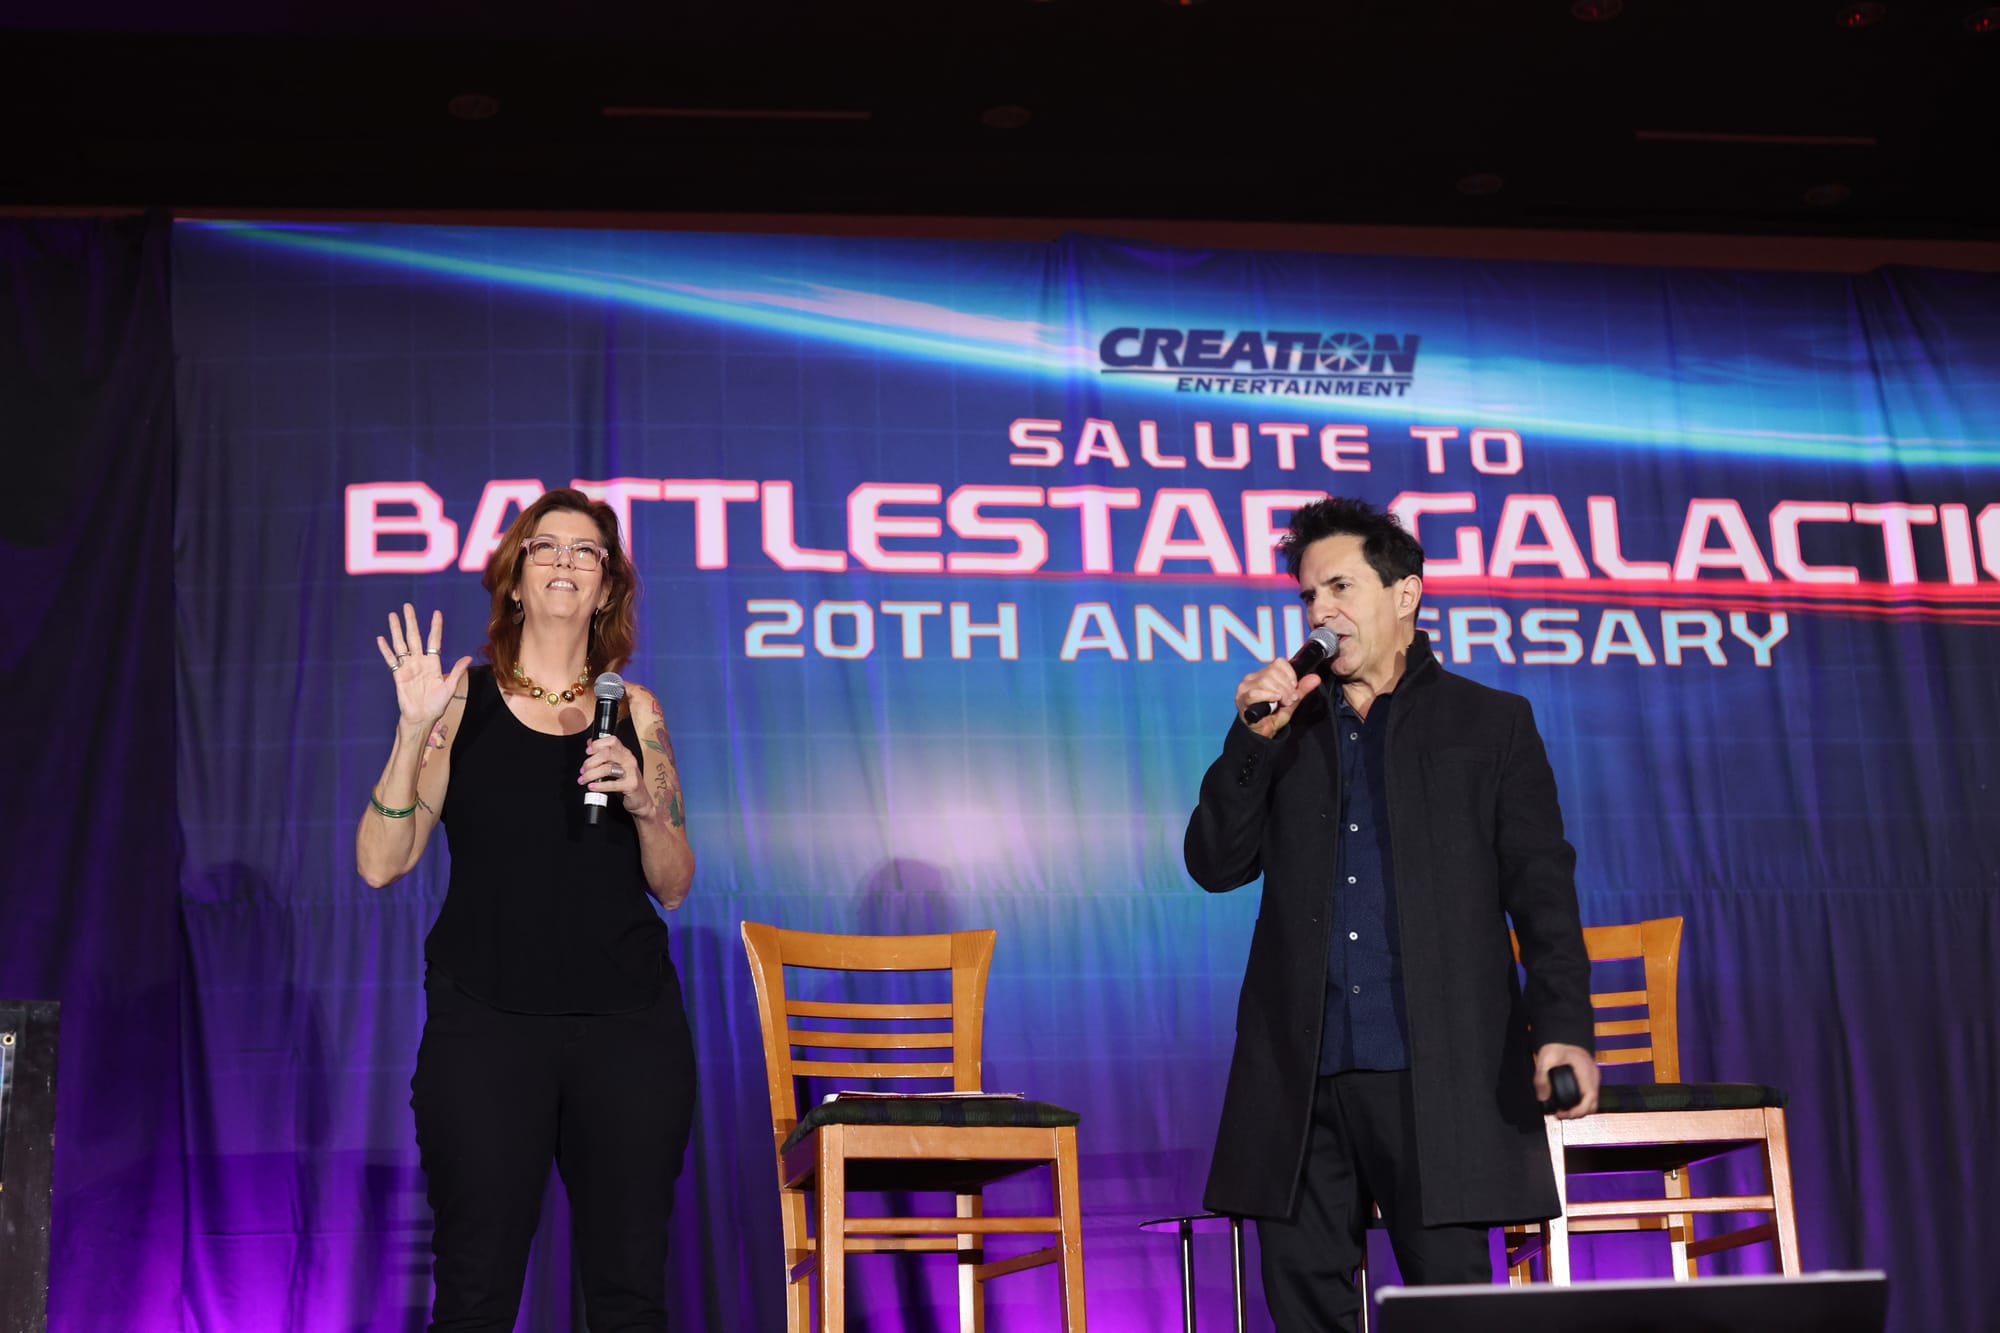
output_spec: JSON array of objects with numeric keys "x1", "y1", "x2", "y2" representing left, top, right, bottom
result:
[
  {"x1": 816, "y1": 1135, "x2": 848, "y2": 1333},
  {"x1": 1506, "y1": 1222, "x2": 1544, "y2": 1284},
  {"x1": 1544, "y1": 1217, "x2": 1571, "y2": 1284},
  {"x1": 957, "y1": 1192, "x2": 986, "y2": 1333},
  {"x1": 1053, "y1": 1128, "x2": 1088, "y2": 1331},
  {"x1": 783, "y1": 1188, "x2": 813, "y2": 1333},
  {"x1": 1665, "y1": 1166, "x2": 1694, "y2": 1280},
  {"x1": 789, "y1": 1272, "x2": 810, "y2": 1333},
  {"x1": 1541, "y1": 1117, "x2": 1571, "y2": 1286},
  {"x1": 1765, "y1": 1108, "x2": 1802, "y2": 1275}
]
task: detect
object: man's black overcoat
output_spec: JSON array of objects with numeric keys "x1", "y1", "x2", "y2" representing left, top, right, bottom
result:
[{"x1": 1184, "y1": 632, "x2": 1594, "y2": 1225}]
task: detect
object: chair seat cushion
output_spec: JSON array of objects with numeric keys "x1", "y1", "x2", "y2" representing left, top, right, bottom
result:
[
  {"x1": 1596, "y1": 1081, "x2": 1789, "y2": 1113},
  {"x1": 783, "y1": 1096, "x2": 1080, "y2": 1153}
]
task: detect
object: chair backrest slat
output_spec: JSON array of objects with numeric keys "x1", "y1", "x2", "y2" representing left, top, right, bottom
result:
[
  {"x1": 785, "y1": 1028, "x2": 952, "y2": 1051},
  {"x1": 1593, "y1": 1018, "x2": 1651, "y2": 1038},
  {"x1": 767, "y1": 929, "x2": 959, "y2": 972},
  {"x1": 787, "y1": 999, "x2": 954, "y2": 1020},
  {"x1": 1590, "y1": 989, "x2": 1648, "y2": 1009},
  {"x1": 1597, "y1": 1048, "x2": 1654, "y2": 1067},
  {"x1": 792, "y1": 1059, "x2": 958, "y2": 1080}
]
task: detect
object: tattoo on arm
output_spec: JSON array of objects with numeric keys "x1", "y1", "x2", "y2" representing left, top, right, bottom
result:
[
  {"x1": 416, "y1": 794, "x2": 436, "y2": 818},
  {"x1": 420, "y1": 720, "x2": 449, "y2": 768},
  {"x1": 648, "y1": 720, "x2": 685, "y2": 830},
  {"x1": 642, "y1": 728, "x2": 678, "y2": 767}
]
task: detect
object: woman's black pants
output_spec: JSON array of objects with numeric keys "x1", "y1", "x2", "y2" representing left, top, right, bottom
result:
[{"x1": 411, "y1": 969, "x2": 697, "y2": 1332}]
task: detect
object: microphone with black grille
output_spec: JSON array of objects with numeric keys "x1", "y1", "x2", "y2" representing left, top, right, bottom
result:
[{"x1": 584, "y1": 671, "x2": 626, "y2": 827}]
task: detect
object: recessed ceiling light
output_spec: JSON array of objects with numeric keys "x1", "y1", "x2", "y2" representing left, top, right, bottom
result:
[
  {"x1": 1456, "y1": 172, "x2": 1505, "y2": 196},
  {"x1": 447, "y1": 93, "x2": 501, "y2": 121},
  {"x1": 980, "y1": 105, "x2": 1034, "y2": 130},
  {"x1": 1834, "y1": 3, "x2": 1888, "y2": 28},
  {"x1": 1572, "y1": 0, "x2": 1624, "y2": 20},
  {"x1": 1802, "y1": 183, "x2": 1852, "y2": 207}
]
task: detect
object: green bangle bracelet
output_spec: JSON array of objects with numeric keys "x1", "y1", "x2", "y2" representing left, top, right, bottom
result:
[{"x1": 370, "y1": 793, "x2": 418, "y2": 819}]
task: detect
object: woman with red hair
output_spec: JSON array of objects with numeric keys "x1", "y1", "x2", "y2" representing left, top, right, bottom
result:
[{"x1": 356, "y1": 487, "x2": 696, "y2": 1332}]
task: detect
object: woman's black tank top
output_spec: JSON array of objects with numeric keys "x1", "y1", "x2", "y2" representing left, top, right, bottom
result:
[{"x1": 426, "y1": 665, "x2": 667, "y2": 1013}]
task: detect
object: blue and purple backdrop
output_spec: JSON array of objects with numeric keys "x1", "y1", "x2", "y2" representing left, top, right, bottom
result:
[{"x1": 4, "y1": 212, "x2": 1997, "y2": 1331}]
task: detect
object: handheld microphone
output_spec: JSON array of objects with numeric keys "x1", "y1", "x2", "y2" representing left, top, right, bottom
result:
[
  {"x1": 1540, "y1": 1063, "x2": 1582, "y2": 1115},
  {"x1": 585, "y1": 671, "x2": 626, "y2": 827},
  {"x1": 1240, "y1": 627, "x2": 1341, "y2": 726}
]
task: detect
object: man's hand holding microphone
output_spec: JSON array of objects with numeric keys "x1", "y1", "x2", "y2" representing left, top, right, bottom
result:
[{"x1": 1235, "y1": 627, "x2": 1341, "y2": 738}]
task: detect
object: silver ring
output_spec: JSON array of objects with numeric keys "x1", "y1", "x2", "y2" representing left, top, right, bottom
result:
[
  {"x1": 425, "y1": 648, "x2": 440, "y2": 655},
  {"x1": 610, "y1": 765, "x2": 624, "y2": 781}
]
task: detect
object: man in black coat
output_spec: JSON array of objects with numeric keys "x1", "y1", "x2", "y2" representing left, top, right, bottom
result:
[{"x1": 1184, "y1": 497, "x2": 1599, "y2": 1332}]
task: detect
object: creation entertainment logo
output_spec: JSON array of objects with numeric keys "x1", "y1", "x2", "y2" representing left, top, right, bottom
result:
[{"x1": 1097, "y1": 327, "x2": 1420, "y2": 397}]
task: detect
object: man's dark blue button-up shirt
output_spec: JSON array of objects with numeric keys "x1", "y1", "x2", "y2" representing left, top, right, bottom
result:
[{"x1": 1319, "y1": 689, "x2": 1410, "y2": 1074}]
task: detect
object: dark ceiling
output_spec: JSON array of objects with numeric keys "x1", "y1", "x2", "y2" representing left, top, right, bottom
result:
[{"x1": 3, "y1": 0, "x2": 1997, "y2": 237}]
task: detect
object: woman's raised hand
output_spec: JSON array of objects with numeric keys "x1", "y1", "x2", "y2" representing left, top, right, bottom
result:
[{"x1": 376, "y1": 603, "x2": 473, "y2": 730}]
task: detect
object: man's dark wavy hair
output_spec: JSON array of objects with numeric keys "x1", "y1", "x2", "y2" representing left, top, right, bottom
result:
[{"x1": 1279, "y1": 497, "x2": 1425, "y2": 586}]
